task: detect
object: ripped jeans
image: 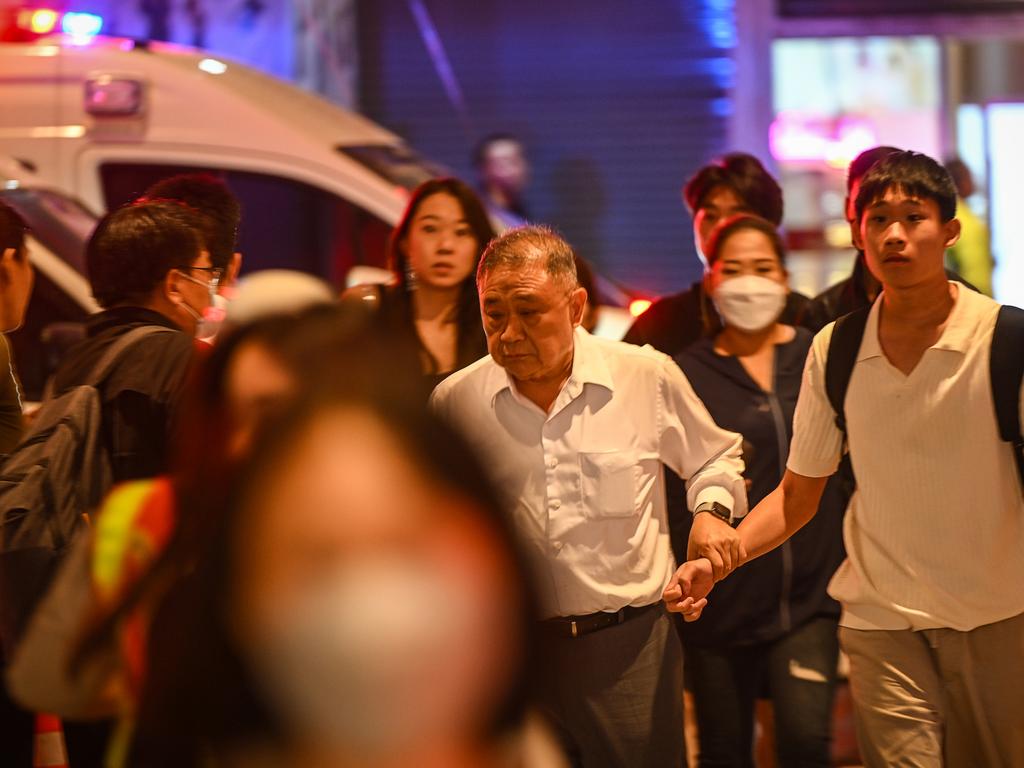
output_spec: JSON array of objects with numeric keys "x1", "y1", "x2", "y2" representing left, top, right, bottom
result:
[{"x1": 686, "y1": 616, "x2": 839, "y2": 768}]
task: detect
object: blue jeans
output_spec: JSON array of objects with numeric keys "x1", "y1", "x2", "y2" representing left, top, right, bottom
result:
[{"x1": 686, "y1": 616, "x2": 839, "y2": 768}]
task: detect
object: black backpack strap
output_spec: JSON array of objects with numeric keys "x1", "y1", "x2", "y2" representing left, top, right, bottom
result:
[
  {"x1": 86, "y1": 325, "x2": 177, "y2": 386},
  {"x1": 990, "y1": 305, "x2": 1024, "y2": 490},
  {"x1": 825, "y1": 305, "x2": 872, "y2": 437}
]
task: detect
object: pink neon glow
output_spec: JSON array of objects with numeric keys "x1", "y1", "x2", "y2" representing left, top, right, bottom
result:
[{"x1": 769, "y1": 113, "x2": 879, "y2": 167}]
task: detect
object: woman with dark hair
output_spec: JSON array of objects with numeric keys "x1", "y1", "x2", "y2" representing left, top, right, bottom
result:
[
  {"x1": 674, "y1": 215, "x2": 844, "y2": 767},
  {"x1": 347, "y1": 177, "x2": 496, "y2": 388},
  {"x1": 128, "y1": 379, "x2": 552, "y2": 767}
]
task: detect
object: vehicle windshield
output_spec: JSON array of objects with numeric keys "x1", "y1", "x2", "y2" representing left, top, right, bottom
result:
[
  {"x1": 337, "y1": 144, "x2": 450, "y2": 192},
  {"x1": 0, "y1": 187, "x2": 95, "y2": 274}
]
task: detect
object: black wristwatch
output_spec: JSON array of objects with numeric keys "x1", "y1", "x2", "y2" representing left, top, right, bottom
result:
[{"x1": 693, "y1": 501, "x2": 733, "y2": 526}]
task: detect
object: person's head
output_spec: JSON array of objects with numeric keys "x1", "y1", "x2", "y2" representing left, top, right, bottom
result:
[
  {"x1": 86, "y1": 200, "x2": 217, "y2": 336},
  {"x1": 683, "y1": 152, "x2": 784, "y2": 262},
  {"x1": 390, "y1": 178, "x2": 496, "y2": 295},
  {"x1": 852, "y1": 150, "x2": 960, "y2": 290},
  {"x1": 703, "y1": 215, "x2": 789, "y2": 334},
  {"x1": 132, "y1": 378, "x2": 537, "y2": 765},
  {"x1": 0, "y1": 200, "x2": 34, "y2": 332},
  {"x1": 477, "y1": 226, "x2": 586, "y2": 390},
  {"x1": 845, "y1": 145, "x2": 901, "y2": 223},
  {"x1": 473, "y1": 133, "x2": 530, "y2": 202},
  {"x1": 943, "y1": 157, "x2": 976, "y2": 199},
  {"x1": 142, "y1": 174, "x2": 242, "y2": 284}
]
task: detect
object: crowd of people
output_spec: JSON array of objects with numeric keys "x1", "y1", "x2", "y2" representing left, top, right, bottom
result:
[{"x1": 0, "y1": 142, "x2": 1018, "y2": 768}]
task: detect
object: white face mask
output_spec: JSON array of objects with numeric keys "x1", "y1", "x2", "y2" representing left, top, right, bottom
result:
[
  {"x1": 196, "y1": 292, "x2": 229, "y2": 344},
  {"x1": 711, "y1": 274, "x2": 788, "y2": 333},
  {"x1": 245, "y1": 557, "x2": 497, "y2": 758}
]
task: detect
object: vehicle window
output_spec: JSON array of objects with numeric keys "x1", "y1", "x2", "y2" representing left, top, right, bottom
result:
[
  {"x1": 0, "y1": 189, "x2": 95, "y2": 275},
  {"x1": 100, "y1": 163, "x2": 393, "y2": 286}
]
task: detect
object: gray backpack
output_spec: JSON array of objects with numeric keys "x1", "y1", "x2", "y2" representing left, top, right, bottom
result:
[{"x1": 0, "y1": 326, "x2": 171, "y2": 658}]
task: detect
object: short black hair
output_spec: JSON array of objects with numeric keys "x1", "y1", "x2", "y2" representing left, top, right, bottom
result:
[
  {"x1": 142, "y1": 174, "x2": 240, "y2": 271},
  {"x1": 683, "y1": 152, "x2": 783, "y2": 226},
  {"x1": 854, "y1": 150, "x2": 958, "y2": 225},
  {"x1": 705, "y1": 214, "x2": 786, "y2": 268},
  {"x1": 472, "y1": 133, "x2": 525, "y2": 169},
  {"x1": 847, "y1": 146, "x2": 900, "y2": 192},
  {"x1": 87, "y1": 200, "x2": 209, "y2": 308},
  {"x1": 0, "y1": 200, "x2": 28, "y2": 255}
]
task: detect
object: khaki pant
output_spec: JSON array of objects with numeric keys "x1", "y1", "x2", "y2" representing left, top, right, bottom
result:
[{"x1": 839, "y1": 612, "x2": 1024, "y2": 768}]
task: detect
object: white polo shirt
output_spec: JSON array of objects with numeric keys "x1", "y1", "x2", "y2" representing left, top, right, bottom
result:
[
  {"x1": 431, "y1": 328, "x2": 746, "y2": 619},
  {"x1": 788, "y1": 284, "x2": 1024, "y2": 631}
]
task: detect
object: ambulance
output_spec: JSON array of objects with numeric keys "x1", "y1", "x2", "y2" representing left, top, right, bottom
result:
[{"x1": 0, "y1": 8, "x2": 635, "y2": 398}]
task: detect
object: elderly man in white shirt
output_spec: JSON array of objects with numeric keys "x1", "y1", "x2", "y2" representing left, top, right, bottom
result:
[
  {"x1": 431, "y1": 226, "x2": 746, "y2": 768},
  {"x1": 667, "y1": 150, "x2": 1024, "y2": 767}
]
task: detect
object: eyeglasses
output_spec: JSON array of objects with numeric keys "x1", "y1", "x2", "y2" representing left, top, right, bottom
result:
[{"x1": 178, "y1": 265, "x2": 224, "y2": 291}]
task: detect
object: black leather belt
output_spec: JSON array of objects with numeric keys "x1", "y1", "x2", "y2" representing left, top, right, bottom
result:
[{"x1": 541, "y1": 602, "x2": 659, "y2": 638}]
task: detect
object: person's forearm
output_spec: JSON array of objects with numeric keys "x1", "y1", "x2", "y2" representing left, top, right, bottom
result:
[{"x1": 737, "y1": 470, "x2": 823, "y2": 566}]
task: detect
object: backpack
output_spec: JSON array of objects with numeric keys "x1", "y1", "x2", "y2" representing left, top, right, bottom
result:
[
  {"x1": 0, "y1": 325, "x2": 172, "y2": 658},
  {"x1": 825, "y1": 303, "x2": 1024, "y2": 494}
]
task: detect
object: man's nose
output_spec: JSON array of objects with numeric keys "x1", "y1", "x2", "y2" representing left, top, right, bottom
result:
[
  {"x1": 884, "y1": 221, "x2": 907, "y2": 244},
  {"x1": 500, "y1": 314, "x2": 524, "y2": 342}
]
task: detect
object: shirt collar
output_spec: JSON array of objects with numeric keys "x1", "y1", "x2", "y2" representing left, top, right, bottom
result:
[
  {"x1": 487, "y1": 327, "x2": 615, "y2": 408},
  {"x1": 857, "y1": 282, "x2": 975, "y2": 363}
]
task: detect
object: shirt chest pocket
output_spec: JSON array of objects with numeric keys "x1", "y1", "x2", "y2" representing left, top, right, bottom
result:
[{"x1": 579, "y1": 451, "x2": 639, "y2": 519}]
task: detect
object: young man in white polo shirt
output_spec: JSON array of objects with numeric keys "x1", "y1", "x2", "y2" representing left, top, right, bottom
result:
[{"x1": 666, "y1": 150, "x2": 1024, "y2": 766}]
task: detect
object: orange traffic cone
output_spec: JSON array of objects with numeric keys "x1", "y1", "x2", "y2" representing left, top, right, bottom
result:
[{"x1": 33, "y1": 713, "x2": 68, "y2": 768}]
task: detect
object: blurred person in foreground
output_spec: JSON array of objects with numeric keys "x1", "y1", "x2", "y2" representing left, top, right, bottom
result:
[
  {"x1": 474, "y1": 133, "x2": 531, "y2": 220},
  {"x1": 943, "y1": 157, "x2": 994, "y2": 297},
  {"x1": 345, "y1": 177, "x2": 496, "y2": 391},
  {"x1": 127, "y1": 367, "x2": 561, "y2": 766},
  {"x1": 8, "y1": 294, "x2": 346, "y2": 765},
  {"x1": 624, "y1": 152, "x2": 808, "y2": 355},
  {"x1": 666, "y1": 151, "x2": 1024, "y2": 766},
  {"x1": 674, "y1": 215, "x2": 844, "y2": 767},
  {"x1": 431, "y1": 225, "x2": 747, "y2": 767}
]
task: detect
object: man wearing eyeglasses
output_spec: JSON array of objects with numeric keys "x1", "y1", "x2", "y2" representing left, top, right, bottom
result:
[{"x1": 48, "y1": 200, "x2": 215, "y2": 483}]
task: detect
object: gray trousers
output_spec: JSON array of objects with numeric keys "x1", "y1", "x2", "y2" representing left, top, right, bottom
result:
[
  {"x1": 840, "y1": 611, "x2": 1024, "y2": 768},
  {"x1": 537, "y1": 606, "x2": 685, "y2": 768}
]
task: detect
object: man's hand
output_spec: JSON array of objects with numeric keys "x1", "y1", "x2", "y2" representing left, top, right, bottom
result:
[
  {"x1": 662, "y1": 558, "x2": 715, "y2": 622},
  {"x1": 688, "y1": 512, "x2": 746, "y2": 581}
]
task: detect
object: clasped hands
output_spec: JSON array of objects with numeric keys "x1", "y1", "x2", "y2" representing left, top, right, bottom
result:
[{"x1": 663, "y1": 512, "x2": 745, "y2": 621}]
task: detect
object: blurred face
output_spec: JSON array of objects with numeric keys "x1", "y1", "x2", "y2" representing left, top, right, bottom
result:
[
  {"x1": 224, "y1": 339, "x2": 296, "y2": 457},
  {"x1": 403, "y1": 193, "x2": 480, "y2": 291},
  {"x1": 232, "y1": 408, "x2": 520, "y2": 754},
  {"x1": 706, "y1": 228, "x2": 787, "y2": 294},
  {"x1": 0, "y1": 246, "x2": 34, "y2": 332},
  {"x1": 853, "y1": 189, "x2": 959, "y2": 291},
  {"x1": 480, "y1": 263, "x2": 586, "y2": 389},
  {"x1": 480, "y1": 140, "x2": 529, "y2": 196},
  {"x1": 693, "y1": 186, "x2": 749, "y2": 259}
]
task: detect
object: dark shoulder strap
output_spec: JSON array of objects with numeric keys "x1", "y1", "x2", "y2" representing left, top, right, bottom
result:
[
  {"x1": 86, "y1": 325, "x2": 176, "y2": 387},
  {"x1": 824, "y1": 305, "x2": 872, "y2": 436},
  {"x1": 990, "y1": 305, "x2": 1024, "y2": 489}
]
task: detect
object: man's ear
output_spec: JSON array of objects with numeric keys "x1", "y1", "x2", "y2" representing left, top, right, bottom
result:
[
  {"x1": 943, "y1": 217, "x2": 962, "y2": 250},
  {"x1": 569, "y1": 286, "x2": 587, "y2": 327},
  {"x1": 226, "y1": 252, "x2": 243, "y2": 287},
  {"x1": 850, "y1": 217, "x2": 865, "y2": 252},
  {"x1": 163, "y1": 268, "x2": 186, "y2": 303}
]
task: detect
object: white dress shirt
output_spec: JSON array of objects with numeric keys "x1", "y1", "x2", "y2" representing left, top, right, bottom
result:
[
  {"x1": 431, "y1": 328, "x2": 746, "y2": 619},
  {"x1": 788, "y1": 284, "x2": 1024, "y2": 632}
]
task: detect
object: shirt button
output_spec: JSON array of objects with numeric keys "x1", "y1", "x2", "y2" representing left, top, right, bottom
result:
[
  {"x1": 550, "y1": 499, "x2": 561, "y2": 510},
  {"x1": 548, "y1": 457, "x2": 558, "y2": 469}
]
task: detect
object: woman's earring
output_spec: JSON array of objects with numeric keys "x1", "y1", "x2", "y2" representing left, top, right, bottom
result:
[{"x1": 405, "y1": 262, "x2": 418, "y2": 291}]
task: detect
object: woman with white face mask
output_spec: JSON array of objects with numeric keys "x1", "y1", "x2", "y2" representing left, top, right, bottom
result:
[{"x1": 673, "y1": 215, "x2": 846, "y2": 767}]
